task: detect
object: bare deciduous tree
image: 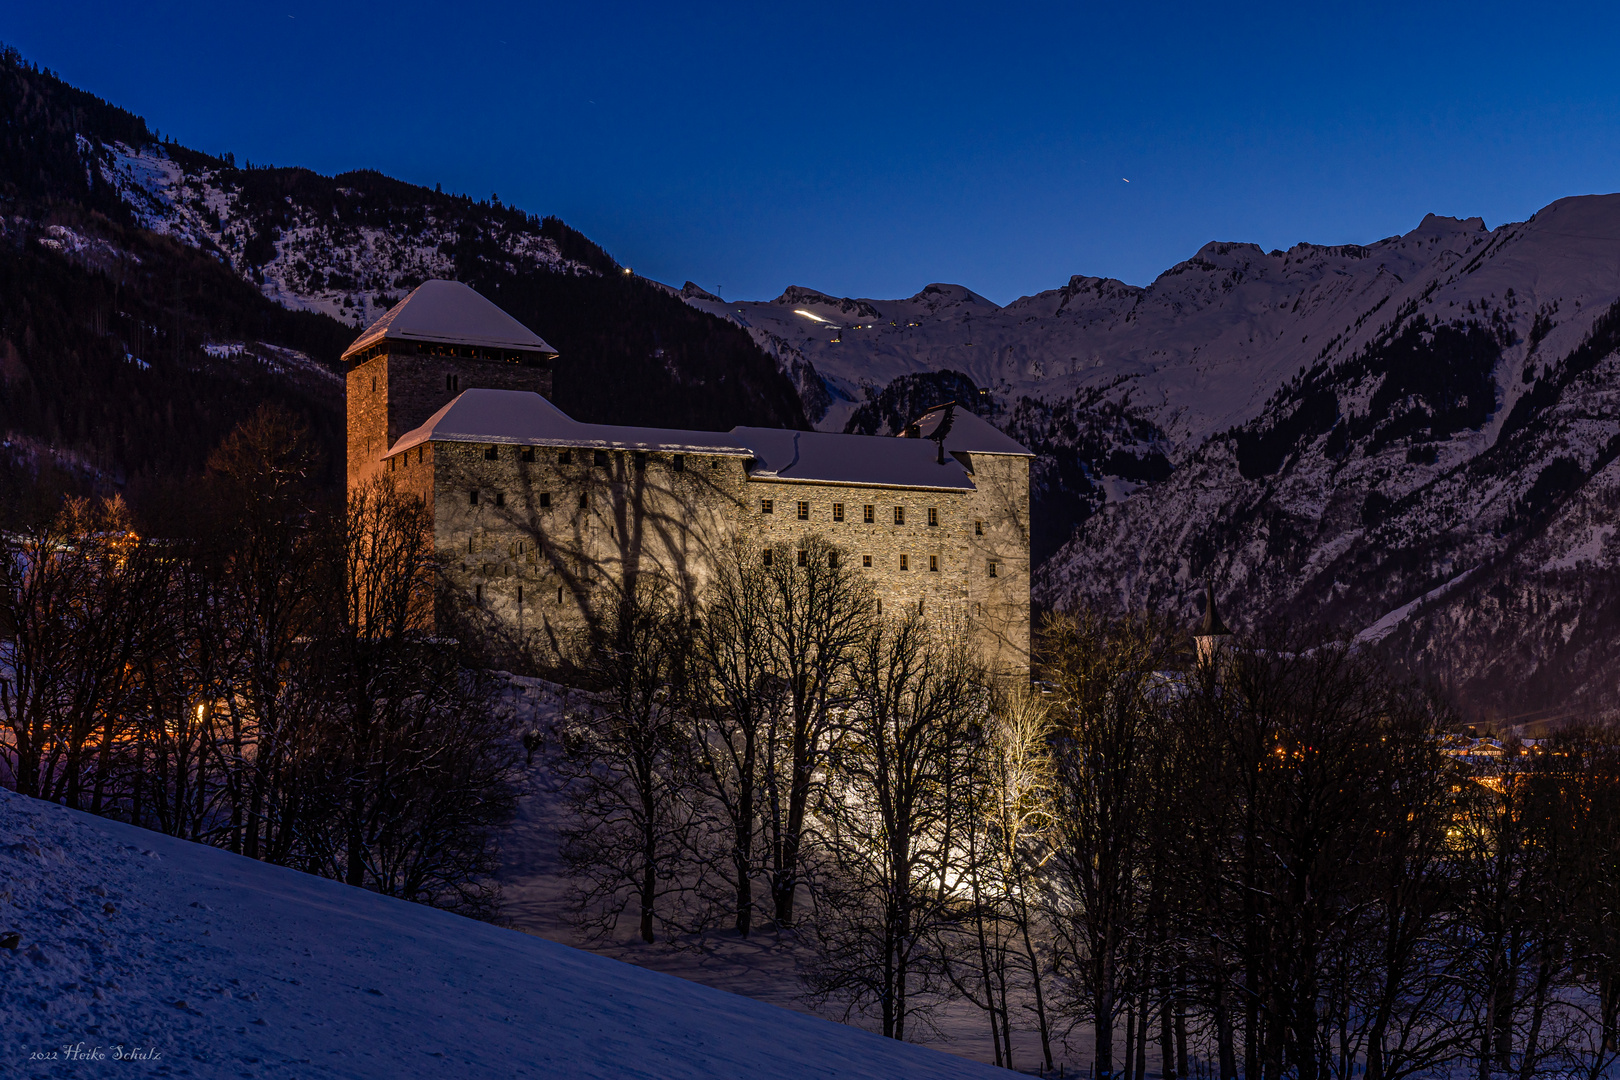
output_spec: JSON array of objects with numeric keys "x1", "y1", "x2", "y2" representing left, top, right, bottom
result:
[
  {"x1": 760, "y1": 533, "x2": 873, "y2": 928},
  {"x1": 688, "y1": 541, "x2": 781, "y2": 936},
  {"x1": 806, "y1": 613, "x2": 983, "y2": 1040},
  {"x1": 555, "y1": 585, "x2": 704, "y2": 943},
  {"x1": 1041, "y1": 610, "x2": 1178, "y2": 1080}
]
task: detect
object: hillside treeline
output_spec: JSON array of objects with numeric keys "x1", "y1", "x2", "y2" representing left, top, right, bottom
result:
[
  {"x1": 543, "y1": 557, "x2": 1620, "y2": 1078},
  {"x1": 0, "y1": 407, "x2": 516, "y2": 915}
]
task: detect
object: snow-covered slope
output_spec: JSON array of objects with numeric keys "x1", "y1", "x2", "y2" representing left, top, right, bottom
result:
[
  {"x1": 686, "y1": 196, "x2": 1620, "y2": 722},
  {"x1": 91, "y1": 140, "x2": 595, "y2": 331},
  {"x1": 0, "y1": 788, "x2": 1002, "y2": 1079}
]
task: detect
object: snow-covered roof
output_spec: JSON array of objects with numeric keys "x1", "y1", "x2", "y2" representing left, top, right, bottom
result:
[
  {"x1": 733, "y1": 427, "x2": 976, "y2": 491},
  {"x1": 385, "y1": 389, "x2": 978, "y2": 490},
  {"x1": 388, "y1": 389, "x2": 756, "y2": 458},
  {"x1": 904, "y1": 402, "x2": 1034, "y2": 457},
  {"x1": 343, "y1": 280, "x2": 558, "y2": 359}
]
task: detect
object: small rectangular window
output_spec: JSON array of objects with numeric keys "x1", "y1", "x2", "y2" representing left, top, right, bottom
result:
[
  {"x1": 797, "y1": 549, "x2": 808, "y2": 567},
  {"x1": 797, "y1": 501, "x2": 809, "y2": 520},
  {"x1": 673, "y1": 454, "x2": 685, "y2": 472},
  {"x1": 518, "y1": 584, "x2": 524, "y2": 603},
  {"x1": 578, "y1": 493, "x2": 588, "y2": 509},
  {"x1": 919, "y1": 599, "x2": 925, "y2": 615},
  {"x1": 389, "y1": 456, "x2": 396, "y2": 472},
  {"x1": 763, "y1": 549, "x2": 774, "y2": 567},
  {"x1": 900, "y1": 554, "x2": 909, "y2": 571},
  {"x1": 594, "y1": 450, "x2": 609, "y2": 467},
  {"x1": 988, "y1": 560, "x2": 998, "y2": 578},
  {"x1": 371, "y1": 376, "x2": 377, "y2": 392},
  {"x1": 761, "y1": 498, "x2": 774, "y2": 514},
  {"x1": 521, "y1": 447, "x2": 535, "y2": 463},
  {"x1": 557, "y1": 586, "x2": 564, "y2": 604},
  {"x1": 495, "y1": 493, "x2": 506, "y2": 508},
  {"x1": 475, "y1": 583, "x2": 483, "y2": 604},
  {"x1": 975, "y1": 519, "x2": 983, "y2": 536},
  {"x1": 927, "y1": 508, "x2": 938, "y2": 527},
  {"x1": 540, "y1": 492, "x2": 551, "y2": 508},
  {"x1": 894, "y1": 507, "x2": 905, "y2": 525},
  {"x1": 864, "y1": 504, "x2": 875, "y2": 524},
  {"x1": 485, "y1": 446, "x2": 499, "y2": 461},
  {"x1": 833, "y1": 503, "x2": 844, "y2": 522},
  {"x1": 469, "y1": 490, "x2": 479, "y2": 505},
  {"x1": 862, "y1": 554, "x2": 872, "y2": 568},
  {"x1": 468, "y1": 536, "x2": 474, "y2": 554},
  {"x1": 418, "y1": 447, "x2": 424, "y2": 464},
  {"x1": 635, "y1": 452, "x2": 648, "y2": 470},
  {"x1": 558, "y1": 450, "x2": 572, "y2": 465},
  {"x1": 829, "y1": 552, "x2": 839, "y2": 569},
  {"x1": 929, "y1": 555, "x2": 939, "y2": 572}
]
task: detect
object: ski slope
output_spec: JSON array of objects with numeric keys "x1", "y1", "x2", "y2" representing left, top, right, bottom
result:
[{"x1": 0, "y1": 788, "x2": 1003, "y2": 1079}]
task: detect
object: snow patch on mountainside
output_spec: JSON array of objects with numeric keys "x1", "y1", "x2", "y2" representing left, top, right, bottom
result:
[{"x1": 88, "y1": 143, "x2": 598, "y2": 329}]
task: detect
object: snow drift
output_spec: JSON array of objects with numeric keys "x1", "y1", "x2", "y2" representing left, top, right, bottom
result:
[{"x1": 0, "y1": 788, "x2": 1002, "y2": 1079}]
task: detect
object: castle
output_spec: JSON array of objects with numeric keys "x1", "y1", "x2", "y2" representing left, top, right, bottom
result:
[{"x1": 344, "y1": 280, "x2": 1032, "y2": 677}]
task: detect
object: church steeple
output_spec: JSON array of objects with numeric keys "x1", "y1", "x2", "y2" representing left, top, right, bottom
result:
[{"x1": 1192, "y1": 582, "x2": 1231, "y2": 665}]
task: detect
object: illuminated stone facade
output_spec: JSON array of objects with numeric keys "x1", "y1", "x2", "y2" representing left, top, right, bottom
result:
[{"x1": 348, "y1": 282, "x2": 1032, "y2": 678}]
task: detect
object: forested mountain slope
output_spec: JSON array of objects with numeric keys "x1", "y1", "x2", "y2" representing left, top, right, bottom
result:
[{"x1": 0, "y1": 46, "x2": 805, "y2": 522}]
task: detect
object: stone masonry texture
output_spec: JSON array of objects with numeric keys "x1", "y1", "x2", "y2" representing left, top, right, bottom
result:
[{"x1": 354, "y1": 348, "x2": 1029, "y2": 678}]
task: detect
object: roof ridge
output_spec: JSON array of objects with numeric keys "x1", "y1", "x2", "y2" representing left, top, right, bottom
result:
[{"x1": 343, "y1": 280, "x2": 558, "y2": 360}]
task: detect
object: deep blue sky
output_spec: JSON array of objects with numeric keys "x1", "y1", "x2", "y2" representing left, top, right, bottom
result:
[{"x1": 10, "y1": 2, "x2": 1620, "y2": 304}]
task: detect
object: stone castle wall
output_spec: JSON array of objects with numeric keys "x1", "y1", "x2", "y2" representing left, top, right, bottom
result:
[
  {"x1": 411, "y1": 439, "x2": 1031, "y2": 676},
  {"x1": 347, "y1": 350, "x2": 551, "y2": 485}
]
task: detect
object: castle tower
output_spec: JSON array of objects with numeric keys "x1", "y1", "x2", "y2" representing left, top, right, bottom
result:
[{"x1": 343, "y1": 280, "x2": 559, "y2": 486}]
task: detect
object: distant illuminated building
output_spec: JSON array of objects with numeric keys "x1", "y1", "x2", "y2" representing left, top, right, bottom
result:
[{"x1": 1192, "y1": 582, "x2": 1231, "y2": 666}]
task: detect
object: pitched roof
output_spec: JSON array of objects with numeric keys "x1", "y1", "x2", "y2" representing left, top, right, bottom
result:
[
  {"x1": 904, "y1": 402, "x2": 1034, "y2": 457},
  {"x1": 387, "y1": 389, "x2": 755, "y2": 459},
  {"x1": 343, "y1": 280, "x2": 558, "y2": 359},
  {"x1": 731, "y1": 427, "x2": 976, "y2": 491},
  {"x1": 1193, "y1": 584, "x2": 1231, "y2": 637},
  {"x1": 383, "y1": 390, "x2": 977, "y2": 490}
]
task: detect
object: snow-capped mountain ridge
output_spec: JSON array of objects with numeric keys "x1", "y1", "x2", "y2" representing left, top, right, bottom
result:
[
  {"x1": 688, "y1": 205, "x2": 1540, "y2": 452},
  {"x1": 686, "y1": 195, "x2": 1620, "y2": 721}
]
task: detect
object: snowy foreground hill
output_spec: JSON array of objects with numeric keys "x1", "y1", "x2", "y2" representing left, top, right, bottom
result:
[{"x1": 0, "y1": 788, "x2": 1001, "y2": 1080}]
